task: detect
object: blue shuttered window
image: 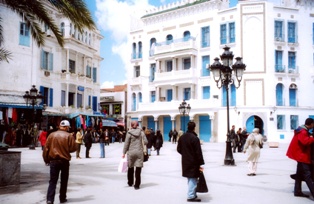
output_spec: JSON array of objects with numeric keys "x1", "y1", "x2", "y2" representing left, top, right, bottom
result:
[
  {"x1": 276, "y1": 83, "x2": 283, "y2": 106},
  {"x1": 201, "y1": 26, "x2": 210, "y2": 47},
  {"x1": 139, "y1": 92, "x2": 142, "y2": 103},
  {"x1": 275, "y1": 50, "x2": 283, "y2": 72},
  {"x1": 277, "y1": 115, "x2": 285, "y2": 129},
  {"x1": 202, "y1": 56, "x2": 210, "y2": 76},
  {"x1": 77, "y1": 93, "x2": 82, "y2": 108},
  {"x1": 166, "y1": 61, "x2": 172, "y2": 72},
  {"x1": 167, "y1": 89, "x2": 172, "y2": 101},
  {"x1": 184, "y1": 88, "x2": 191, "y2": 100},
  {"x1": 229, "y1": 22, "x2": 235, "y2": 43},
  {"x1": 288, "y1": 22, "x2": 296, "y2": 43},
  {"x1": 19, "y1": 22, "x2": 30, "y2": 46},
  {"x1": 230, "y1": 84, "x2": 236, "y2": 106},
  {"x1": 132, "y1": 43, "x2": 136, "y2": 59},
  {"x1": 132, "y1": 93, "x2": 136, "y2": 111},
  {"x1": 138, "y1": 42, "x2": 142, "y2": 59},
  {"x1": 49, "y1": 88, "x2": 53, "y2": 107},
  {"x1": 275, "y1": 21, "x2": 283, "y2": 40},
  {"x1": 92, "y1": 96, "x2": 97, "y2": 111},
  {"x1": 220, "y1": 24, "x2": 227, "y2": 44},
  {"x1": 290, "y1": 115, "x2": 298, "y2": 130},
  {"x1": 289, "y1": 88, "x2": 296, "y2": 106},
  {"x1": 203, "y1": 86, "x2": 210, "y2": 99},
  {"x1": 151, "y1": 91, "x2": 156, "y2": 102},
  {"x1": 93, "y1": 67, "x2": 97, "y2": 83},
  {"x1": 166, "y1": 34, "x2": 173, "y2": 44},
  {"x1": 184, "y1": 31, "x2": 191, "y2": 41},
  {"x1": 288, "y1": 52, "x2": 296, "y2": 69},
  {"x1": 41, "y1": 49, "x2": 53, "y2": 70},
  {"x1": 86, "y1": 66, "x2": 91, "y2": 78},
  {"x1": 150, "y1": 64, "x2": 155, "y2": 82},
  {"x1": 61, "y1": 90, "x2": 66, "y2": 106}
]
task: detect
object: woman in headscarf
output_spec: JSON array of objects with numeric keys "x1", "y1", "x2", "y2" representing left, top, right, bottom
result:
[{"x1": 243, "y1": 128, "x2": 263, "y2": 176}]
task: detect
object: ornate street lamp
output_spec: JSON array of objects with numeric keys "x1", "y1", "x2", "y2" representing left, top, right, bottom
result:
[
  {"x1": 23, "y1": 85, "x2": 43, "y2": 149},
  {"x1": 209, "y1": 46, "x2": 246, "y2": 165},
  {"x1": 178, "y1": 100, "x2": 191, "y2": 132}
]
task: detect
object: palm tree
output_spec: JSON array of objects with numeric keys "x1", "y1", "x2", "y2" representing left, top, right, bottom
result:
[{"x1": 0, "y1": 0, "x2": 96, "y2": 62}]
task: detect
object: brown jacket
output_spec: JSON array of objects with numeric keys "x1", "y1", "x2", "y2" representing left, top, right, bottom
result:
[{"x1": 43, "y1": 129, "x2": 76, "y2": 164}]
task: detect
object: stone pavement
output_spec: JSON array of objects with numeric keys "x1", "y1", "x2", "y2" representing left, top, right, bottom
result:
[{"x1": 0, "y1": 142, "x2": 313, "y2": 204}]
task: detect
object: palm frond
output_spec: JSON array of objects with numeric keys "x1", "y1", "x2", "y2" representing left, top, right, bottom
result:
[{"x1": 0, "y1": 47, "x2": 12, "y2": 63}]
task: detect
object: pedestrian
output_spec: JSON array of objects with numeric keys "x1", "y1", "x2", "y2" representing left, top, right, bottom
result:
[
  {"x1": 177, "y1": 121, "x2": 205, "y2": 202},
  {"x1": 75, "y1": 128, "x2": 83, "y2": 159},
  {"x1": 84, "y1": 128, "x2": 93, "y2": 158},
  {"x1": 42, "y1": 120, "x2": 76, "y2": 204},
  {"x1": 230, "y1": 125, "x2": 237, "y2": 153},
  {"x1": 143, "y1": 127, "x2": 152, "y2": 156},
  {"x1": 236, "y1": 128, "x2": 242, "y2": 152},
  {"x1": 168, "y1": 129, "x2": 173, "y2": 142},
  {"x1": 240, "y1": 127, "x2": 249, "y2": 152},
  {"x1": 122, "y1": 121, "x2": 148, "y2": 190},
  {"x1": 38, "y1": 128, "x2": 47, "y2": 150},
  {"x1": 172, "y1": 129, "x2": 178, "y2": 144},
  {"x1": 286, "y1": 118, "x2": 314, "y2": 198},
  {"x1": 243, "y1": 128, "x2": 263, "y2": 176},
  {"x1": 99, "y1": 128, "x2": 105, "y2": 158},
  {"x1": 154, "y1": 130, "x2": 163, "y2": 155}
]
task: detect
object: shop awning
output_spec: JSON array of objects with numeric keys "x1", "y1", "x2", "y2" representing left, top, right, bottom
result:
[
  {"x1": 68, "y1": 112, "x2": 105, "y2": 119},
  {"x1": 102, "y1": 119, "x2": 117, "y2": 127},
  {"x1": 0, "y1": 102, "x2": 43, "y2": 109}
]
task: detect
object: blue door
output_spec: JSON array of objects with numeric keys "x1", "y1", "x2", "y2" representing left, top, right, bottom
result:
[
  {"x1": 147, "y1": 116, "x2": 155, "y2": 131},
  {"x1": 163, "y1": 116, "x2": 172, "y2": 141},
  {"x1": 199, "y1": 115, "x2": 211, "y2": 142},
  {"x1": 246, "y1": 116, "x2": 255, "y2": 133}
]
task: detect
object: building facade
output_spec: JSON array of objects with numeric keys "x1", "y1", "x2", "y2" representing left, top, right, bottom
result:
[
  {"x1": 0, "y1": 2, "x2": 103, "y2": 129},
  {"x1": 127, "y1": 0, "x2": 314, "y2": 143}
]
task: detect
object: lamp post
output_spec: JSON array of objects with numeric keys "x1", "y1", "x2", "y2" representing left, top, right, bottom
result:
[
  {"x1": 23, "y1": 85, "x2": 43, "y2": 149},
  {"x1": 209, "y1": 46, "x2": 246, "y2": 165},
  {"x1": 178, "y1": 100, "x2": 191, "y2": 132}
]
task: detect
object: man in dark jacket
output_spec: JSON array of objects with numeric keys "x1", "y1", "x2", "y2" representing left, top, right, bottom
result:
[
  {"x1": 84, "y1": 128, "x2": 93, "y2": 158},
  {"x1": 177, "y1": 121, "x2": 205, "y2": 202},
  {"x1": 43, "y1": 120, "x2": 76, "y2": 204}
]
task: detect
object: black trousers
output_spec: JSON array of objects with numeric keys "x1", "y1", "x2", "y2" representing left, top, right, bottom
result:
[
  {"x1": 47, "y1": 160, "x2": 69, "y2": 202},
  {"x1": 127, "y1": 167, "x2": 142, "y2": 188},
  {"x1": 294, "y1": 162, "x2": 314, "y2": 196},
  {"x1": 85, "y1": 145, "x2": 91, "y2": 158}
]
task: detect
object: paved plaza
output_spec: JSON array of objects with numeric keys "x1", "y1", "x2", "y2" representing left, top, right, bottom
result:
[{"x1": 0, "y1": 141, "x2": 313, "y2": 204}]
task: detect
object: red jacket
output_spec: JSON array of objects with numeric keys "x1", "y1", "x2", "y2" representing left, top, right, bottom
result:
[{"x1": 286, "y1": 126, "x2": 314, "y2": 164}]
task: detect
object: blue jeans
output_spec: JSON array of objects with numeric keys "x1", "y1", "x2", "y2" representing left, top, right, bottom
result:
[
  {"x1": 47, "y1": 160, "x2": 70, "y2": 203},
  {"x1": 187, "y1": 178, "x2": 198, "y2": 199},
  {"x1": 100, "y1": 143, "x2": 105, "y2": 158}
]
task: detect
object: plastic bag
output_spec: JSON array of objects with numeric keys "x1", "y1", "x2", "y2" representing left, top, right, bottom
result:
[
  {"x1": 196, "y1": 171, "x2": 208, "y2": 193},
  {"x1": 118, "y1": 157, "x2": 128, "y2": 173}
]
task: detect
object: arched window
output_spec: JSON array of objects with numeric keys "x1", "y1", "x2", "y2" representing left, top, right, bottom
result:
[
  {"x1": 166, "y1": 34, "x2": 173, "y2": 45},
  {"x1": 89, "y1": 33, "x2": 91, "y2": 45},
  {"x1": 150, "y1": 38, "x2": 156, "y2": 56},
  {"x1": 138, "y1": 92, "x2": 142, "y2": 103},
  {"x1": 183, "y1": 31, "x2": 190, "y2": 41},
  {"x1": 60, "y1": 22, "x2": 65, "y2": 36},
  {"x1": 132, "y1": 43, "x2": 136, "y2": 59},
  {"x1": 276, "y1": 83, "x2": 284, "y2": 106},
  {"x1": 69, "y1": 23, "x2": 72, "y2": 35},
  {"x1": 289, "y1": 84, "x2": 297, "y2": 106},
  {"x1": 138, "y1": 42, "x2": 142, "y2": 59},
  {"x1": 132, "y1": 93, "x2": 136, "y2": 111},
  {"x1": 85, "y1": 31, "x2": 88, "y2": 43}
]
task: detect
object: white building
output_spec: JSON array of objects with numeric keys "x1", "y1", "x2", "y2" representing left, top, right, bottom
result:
[
  {"x1": 0, "y1": 2, "x2": 103, "y2": 128},
  {"x1": 127, "y1": 0, "x2": 314, "y2": 143}
]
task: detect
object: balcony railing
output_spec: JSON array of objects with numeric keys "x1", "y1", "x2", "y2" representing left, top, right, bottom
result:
[
  {"x1": 154, "y1": 68, "x2": 196, "y2": 83},
  {"x1": 153, "y1": 37, "x2": 196, "y2": 55}
]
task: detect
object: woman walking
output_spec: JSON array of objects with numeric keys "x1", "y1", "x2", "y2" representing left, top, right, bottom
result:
[
  {"x1": 154, "y1": 130, "x2": 163, "y2": 156},
  {"x1": 75, "y1": 128, "x2": 83, "y2": 159},
  {"x1": 99, "y1": 128, "x2": 105, "y2": 158},
  {"x1": 243, "y1": 128, "x2": 263, "y2": 176},
  {"x1": 122, "y1": 121, "x2": 148, "y2": 190}
]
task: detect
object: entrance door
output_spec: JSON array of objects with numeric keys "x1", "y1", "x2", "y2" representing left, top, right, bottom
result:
[
  {"x1": 163, "y1": 116, "x2": 172, "y2": 141},
  {"x1": 246, "y1": 115, "x2": 264, "y2": 135},
  {"x1": 199, "y1": 115, "x2": 211, "y2": 142}
]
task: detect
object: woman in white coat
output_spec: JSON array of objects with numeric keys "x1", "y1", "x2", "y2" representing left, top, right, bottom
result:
[{"x1": 243, "y1": 128, "x2": 263, "y2": 176}]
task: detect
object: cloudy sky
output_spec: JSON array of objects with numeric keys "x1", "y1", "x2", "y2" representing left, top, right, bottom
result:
[{"x1": 86, "y1": 0, "x2": 178, "y2": 88}]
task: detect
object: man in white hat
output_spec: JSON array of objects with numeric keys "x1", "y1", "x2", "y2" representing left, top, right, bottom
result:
[{"x1": 43, "y1": 120, "x2": 76, "y2": 204}]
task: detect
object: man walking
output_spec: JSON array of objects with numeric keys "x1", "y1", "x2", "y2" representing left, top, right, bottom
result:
[
  {"x1": 177, "y1": 121, "x2": 205, "y2": 202},
  {"x1": 43, "y1": 120, "x2": 76, "y2": 204},
  {"x1": 286, "y1": 118, "x2": 314, "y2": 198}
]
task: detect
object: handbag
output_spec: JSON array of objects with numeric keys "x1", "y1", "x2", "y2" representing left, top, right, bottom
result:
[
  {"x1": 196, "y1": 171, "x2": 208, "y2": 193},
  {"x1": 141, "y1": 134, "x2": 149, "y2": 162},
  {"x1": 259, "y1": 141, "x2": 263, "y2": 149}
]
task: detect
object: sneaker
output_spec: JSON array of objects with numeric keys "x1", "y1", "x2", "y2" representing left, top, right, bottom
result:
[
  {"x1": 60, "y1": 199, "x2": 67, "y2": 203},
  {"x1": 294, "y1": 192, "x2": 310, "y2": 198}
]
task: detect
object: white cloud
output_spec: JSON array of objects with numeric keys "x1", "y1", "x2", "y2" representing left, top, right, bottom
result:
[{"x1": 100, "y1": 81, "x2": 115, "y2": 89}]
